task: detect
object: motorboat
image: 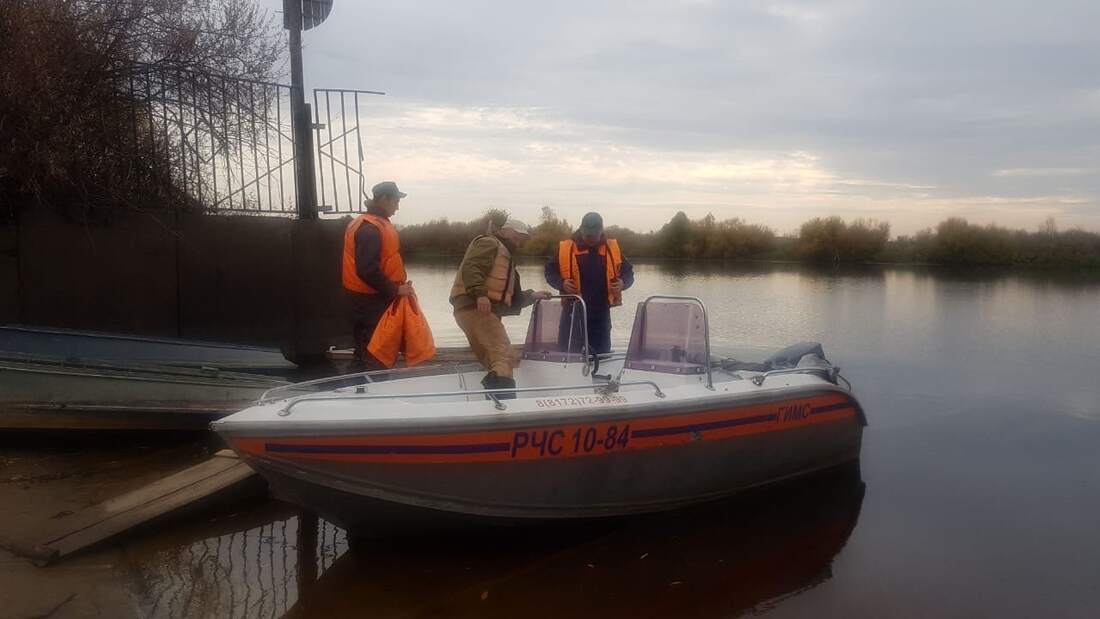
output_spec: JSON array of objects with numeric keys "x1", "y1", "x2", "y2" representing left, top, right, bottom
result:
[{"x1": 212, "y1": 295, "x2": 866, "y2": 535}]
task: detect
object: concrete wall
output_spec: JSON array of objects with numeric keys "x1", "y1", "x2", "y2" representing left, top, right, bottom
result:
[
  {"x1": 16, "y1": 209, "x2": 180, "y2": 335},
  {"x1": 0, "y1": 224, "x2": 18, "y2": 325},
  {"x1": 1, "y1": 208, "x2": 355, "y2": 362},
  {"x1": 176, "y1": 214, "x2": 296, "y2": 345}
]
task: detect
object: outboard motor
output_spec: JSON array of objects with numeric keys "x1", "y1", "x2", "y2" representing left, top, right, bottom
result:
[{"x1": 763, "y1": 342, "x2": 827, "y2": 369}]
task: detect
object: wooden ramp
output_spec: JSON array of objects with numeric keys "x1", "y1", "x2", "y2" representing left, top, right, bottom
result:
[{"x1": 2, "y1": 450, "x2": 258, "y2": 566}]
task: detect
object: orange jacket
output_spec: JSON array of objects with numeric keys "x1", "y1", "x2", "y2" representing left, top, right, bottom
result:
[
  {"x1": 342, "y1": 214, "x2": 406, "y2": 294},
  {"x1": 557, "y1": 238, "x2": 624, "y2": 306},
  {"x1": 366, "y1": 296, "x2": 437, "y2": 368}
]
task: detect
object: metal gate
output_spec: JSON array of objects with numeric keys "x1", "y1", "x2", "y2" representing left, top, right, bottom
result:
[
  {"x1": 312, "y1": 88, "x2": 385, "y2": 214},
  {"x1": 125, "y1": 64, "x2": 383, "y2": 217}
]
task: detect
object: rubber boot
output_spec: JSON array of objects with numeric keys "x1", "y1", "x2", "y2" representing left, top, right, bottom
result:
[
  {"x1": 480, "y1": 372, "x2": 517, "y2": 400},
  {"x1": 481, "y1": 371, "x2": 499, "y2": 401},
  {"x1": 495, "y1": 376, "x2": 517, "y2": 400}
]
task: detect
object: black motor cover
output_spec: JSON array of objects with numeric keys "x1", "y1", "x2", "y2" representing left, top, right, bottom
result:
[{"x1": 763, "y1": 342, "x2": 827, "y2": 369}]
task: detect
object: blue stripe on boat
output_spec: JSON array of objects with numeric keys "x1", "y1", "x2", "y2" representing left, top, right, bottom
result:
[
  {"x1": 631, "y1": 413, "x2": 779, "y2": 438},
  {"x1": 811, "y1": 402, "x2": 855, "y2": 415}
]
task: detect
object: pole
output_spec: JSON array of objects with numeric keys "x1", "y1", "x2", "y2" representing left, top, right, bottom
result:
[
  {"x1": 297, "y1": 511, "x2": 318, "y2": 590},
  {"x1": 285, "y1": 0, "x2": 317, "y2": 219}
]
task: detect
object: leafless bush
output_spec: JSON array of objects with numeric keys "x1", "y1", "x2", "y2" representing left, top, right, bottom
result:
[{"x1": 0, "y1": 0, "x2": 282, "y2": 219}]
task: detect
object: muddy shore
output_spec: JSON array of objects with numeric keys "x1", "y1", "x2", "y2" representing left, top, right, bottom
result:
[{"x1": 0, "y1": 435, "x2": 220, "y2": 618}]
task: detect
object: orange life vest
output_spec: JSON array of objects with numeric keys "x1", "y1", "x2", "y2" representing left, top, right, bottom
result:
[
  {"x1": 342, "y1": 213, "x2": 406, "y2": 294},
  {"x1": 366, "y1": 296, "x2": 437, "y2": 368},
  {"x1": 557, "y1": 238, "x2": 623, "y2": 307},
  {"x1": 450, "y1": 235, "x2": 516, "y2": 306}
]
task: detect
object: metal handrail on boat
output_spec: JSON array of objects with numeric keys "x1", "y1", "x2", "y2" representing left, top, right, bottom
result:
[
  {"x1": 618, "y1": 295, "x2": 715, "y2": 391},
  {"x1": 257, "y1": 363, "x2": 482, "y2": 404},
  {"x1": 276, "y1": 379, "x2": 668, "y2": 416},
  {"x1": 749, "y1": 366, "x2": 840, "y2": 386},
  {"x1": 263, "y1": 295, "x2": 593, "y2": 403}
]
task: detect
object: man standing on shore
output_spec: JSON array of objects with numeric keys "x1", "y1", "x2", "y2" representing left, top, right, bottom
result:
[
  {"x1": 545, "y1": 212, "x2": 634, "y2": 354},
  {"x1": 342, "y1": 181, "x2": 414, "y2": 370},
  {"x1": 450, "y1": 218, "x2": 552, "y2": 397}
]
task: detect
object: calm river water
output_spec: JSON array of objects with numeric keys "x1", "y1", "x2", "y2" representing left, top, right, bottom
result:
[{"x1": 8, "y1": 262, "x2": 1100, "y2": 618}]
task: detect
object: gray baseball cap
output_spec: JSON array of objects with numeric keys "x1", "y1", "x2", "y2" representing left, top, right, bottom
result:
[
  {"x1": 371, "y1": 181, "x2": 407, "y2": 199},
  {"x1": 500, "y1": 218, "x2": 532, "y2": 237},
  {"x1": 579, "y1": 212, "x2": 604, "y2": 234}
]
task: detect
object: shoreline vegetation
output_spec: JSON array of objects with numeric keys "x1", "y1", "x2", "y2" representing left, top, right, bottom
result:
[
  {"x1": 3, "y1": 3, "x2": 1095, "y2": 272},
  {"x1": 396, "y1": 208, "x2": 1100, "y2": 269}
]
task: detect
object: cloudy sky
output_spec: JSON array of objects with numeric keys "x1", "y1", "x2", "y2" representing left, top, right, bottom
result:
[{"x1": 266, "y1": 0, "x2": 1099, "y2": 235}]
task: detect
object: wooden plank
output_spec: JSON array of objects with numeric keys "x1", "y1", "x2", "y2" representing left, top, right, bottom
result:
[{"x1": 4, "y1": 451, "x2": 258, "y2": 565}]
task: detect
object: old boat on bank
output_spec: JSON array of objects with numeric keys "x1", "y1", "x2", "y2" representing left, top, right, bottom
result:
[
  {"x1": 213, "y1": 295, "x2": 866, "y2": 535},
  {"x1": 0, "y1": 325, "x2": 297, "y2": 375},
  {"x1": 0, "y1": 325, "x2": 295, "y2": 431},
  {"x1": 0, "y1": 355, "x2": 289, "y2": 431}
]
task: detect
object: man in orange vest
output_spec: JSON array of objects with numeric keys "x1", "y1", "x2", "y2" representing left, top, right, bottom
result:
[
  {"x1": 545, "y1": 212, "x2": 634, "y2": 354},
  {"x1": 342, "y1": 181, "x2": 414, "y2": 370},
  {"x1": 450, "y1": 218, "x2": 552, "y2": 397}
]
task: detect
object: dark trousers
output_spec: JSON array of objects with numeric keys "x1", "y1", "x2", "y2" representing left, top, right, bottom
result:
[
  {"x1": 586, "y1": 307, "x2": 613, "y2": 354},
  {"x1": 346, "y1": 291, "x2": 391, "y2": 371},
  {"x1": 555, "y1": 301, "x2": 613, "y2": 355}
]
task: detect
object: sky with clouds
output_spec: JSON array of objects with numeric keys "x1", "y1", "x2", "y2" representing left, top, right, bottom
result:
[{"x1": 266, "y1": 0, "x2": 1099, "y2": 235}]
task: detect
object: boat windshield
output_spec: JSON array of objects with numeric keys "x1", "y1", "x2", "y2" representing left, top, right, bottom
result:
[
  {"x1": 521, "y1": 297, "x2": 587, "y2": 363},
  {"x1": 624, "y1": 299, "x2": 708, "y2": 375}
]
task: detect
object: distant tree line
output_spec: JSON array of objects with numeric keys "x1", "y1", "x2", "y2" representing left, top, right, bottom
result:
[
  {"x1": 881, "y1": 217, "x2": 1100, "y2": 267},
  {"x1": 396, "y1": 209, "x2": 1100, "y2": 268},
  {"x1": 398, "y1": 206, "x2": 569, "y2": 257}
]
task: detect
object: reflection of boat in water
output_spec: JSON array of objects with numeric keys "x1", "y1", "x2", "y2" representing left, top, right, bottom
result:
[
  {"x1": 285, "y1": 464, "x2": 866, "y2": 618},
  {"x1": 215, "y1": 295, "x2": 866, "y2": 535},
  {"x1": 128, "y1": 465, "x2": 863, "y2": 618}
]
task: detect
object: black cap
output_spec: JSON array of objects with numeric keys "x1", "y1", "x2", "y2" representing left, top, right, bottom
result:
[
  {"x1": 371, "y1": 181, "x2": 407, "y2": 199},
  {"x1": 579, "y1": 212, "x2": 603, "y2": 234}
]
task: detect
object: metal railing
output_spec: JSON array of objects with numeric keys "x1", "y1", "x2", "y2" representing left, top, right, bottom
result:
[
  {"x1": 277, "y1": 380, "x2": 667, "y2": 415},
  {"x1": 750, "y1": 366, "x2": 841, "y2": 387},
  {"x1": 258, "y1": 363, "x2": 482, "y2": 403},
  {"x1": 125, "y1": 64, "x2": 302, "y2": 214},
  {"x1": 120, "y1": 64, "x2": 385, "y2": 216}
]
